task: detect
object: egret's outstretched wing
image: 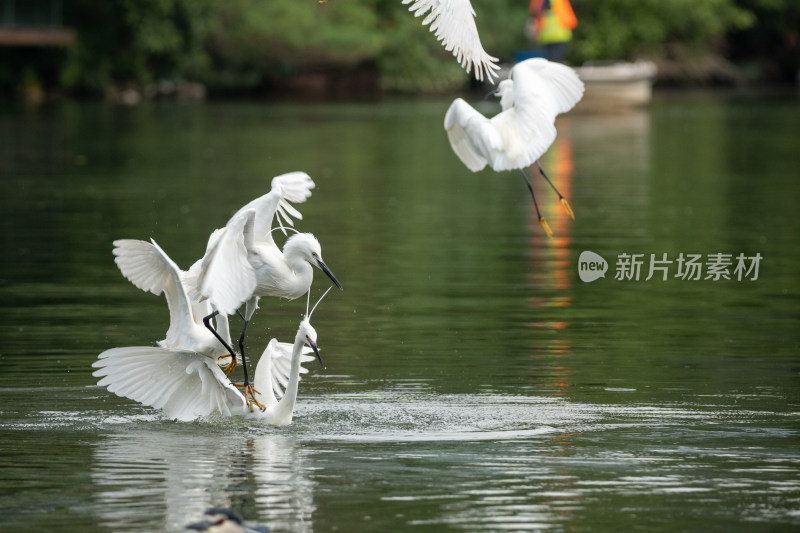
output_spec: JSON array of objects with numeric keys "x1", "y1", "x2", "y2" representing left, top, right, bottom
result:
[
  {"x1": 477, "y1": 59, "x2": 584, "y2": 171},
  {"x1": 113, "y1": 239, "x2": 174, "y2": 295},
  {"x1": 195, "y1": 210, "x2": 257, "y2": 315},
  {"x1": 253, "y1": 339, "x2": 314, "y2": 407},
  {"x1": 113, "y1": 239, "x2": 202, "y2": 341},
  {"x1": 231, "y1": 171, "x2": 315, "y2": 245},
  {"x1": 512, "y1": 58, "x2": 585, "y2": 117},
  {"x1": 93, "y1": 347, "x2": 246, "y2": 421},
  {"x1": 403, "y1": 0, "x2": 499, "y2": 82},
  {"x1": 444, "y1": 97, "x2": 504, "y2": 172}
]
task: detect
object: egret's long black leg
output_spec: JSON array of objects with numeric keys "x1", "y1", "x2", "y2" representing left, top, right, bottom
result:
[
  {"x1": 536, "y1": 160, "x2": 575, "y2": 220},
  {"x1": 519, "y1": 168, "x2": 553, "y2": 239},
  {"x1": 236, "y1": 311, "x2": 250, "y2": 385},
  {"x1": 234, "y1": 310, "x2": 265, "y2": 412},
  {"x1": 203, "y1": 311, "x2": 238, "y2": 374}
]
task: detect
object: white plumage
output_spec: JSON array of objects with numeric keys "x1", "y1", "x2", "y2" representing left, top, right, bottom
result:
[
  {"x1": 95, "y1": 238, "x2": 246, "y2": 421},
  {"x1": 444, "y1": 58, "x2": 584, "y2": 172},
  {"x1": 97, "y1": 171, "x2": 337, "y2": 416},
  {"x1": 192, "y1": 171, "x2": 341, "y2": 320},
  {"x1": 402, "y1": 0, "x2": 499, "y2": 82},
  {"x1": 93, "y1": 347, "x2": 246, "y2": 421},
  {"x1": 111, "y1": 238, "x2": 231, "y2": 358},
  {"x1": 99, "y1": 171, "x2": 324, "y2": 414},
  {"x1": 92, "y1": 319, "x2": 319, "y2": 424},
  {"x1": 254, "y1": 338, "x2": 315, "y2": 407},
  {"x1": 190, "y1": 172, "x2": 340, "y2": 411},
  {"x1": 248, "y1": 318, "x2": 320, "y2": 426}
]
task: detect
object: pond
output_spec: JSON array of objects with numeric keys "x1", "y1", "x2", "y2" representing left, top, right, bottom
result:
[{"x1": 1, "y1": 92, "x2": 798, "y2": 532}]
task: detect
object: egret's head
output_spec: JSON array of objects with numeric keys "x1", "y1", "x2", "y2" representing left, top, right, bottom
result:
[
  {"x1": 284, "y1": 232, "x2": 321, "y2": 261},
  {"x1": 496, "y1": 79, "x2": 515, "y2": 110},
  {"x1": 300, "y1": 317, "x2": 323, "y2": 368},
  {"x1": 285, "y1": 233, "x2": 343, "y2": 290}
]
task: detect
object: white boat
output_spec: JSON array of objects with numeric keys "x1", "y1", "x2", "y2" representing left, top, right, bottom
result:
[{"x1": 574, "y1": 60, "x2": 658, "y2": 110}]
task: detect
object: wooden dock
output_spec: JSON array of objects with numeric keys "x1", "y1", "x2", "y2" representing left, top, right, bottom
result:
[
  {"x1": 1, "y1": 0, "x2": 74, "y2": 47},
  {"x1": 0, "y1": 25, "x2": 74, "y2": 46}
]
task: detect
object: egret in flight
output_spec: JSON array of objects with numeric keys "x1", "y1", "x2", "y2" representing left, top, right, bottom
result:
[
  {"x1": 193, "y1": 172, "x2": 342, "y2": 410},
  {"x1": 401, "y1": 0, "x2": 500, "y2": 82},
  {"x1": 444, "y1": 58, "x2": 584, "y2": 237},
  {"x1": 320, "y1": 0, "x2": 499, "y2": 82}
]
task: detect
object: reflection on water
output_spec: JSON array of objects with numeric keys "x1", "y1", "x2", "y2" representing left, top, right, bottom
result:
[
  {"x1": 0, "y1": 94, "x2": 798, "y2": 532},
  {"x1": 73, "y1": 388, "x2": 800, "y2": 531},
  {"x1": 92, "y1": 427, "x2": 314, "y2": 532}
]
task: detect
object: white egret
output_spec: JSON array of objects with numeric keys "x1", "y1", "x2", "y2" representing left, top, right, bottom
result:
[
  {"x1": 91, "y1": 329, "x2": 314, "y2": 422},
  {"x1": 193, "y1": 173, "x2": 341, "y2": 410},
  {"x1": 247, "y1": 315, "x2": 321, "y2": 426},
  {"x1": 401, "y1": 0, "x2": 500, "y2": 82},
  {"x1": 111, "y1": 238, "x2": 233, "y2": 362},
  {"x1": 92, "y1": 288, "x2": 330, "y2": 424},
  {"x1": 94, "y1": 238, "x2": 244, "y2": 421},
  {"x1": 444, "y1": 57, "x2": 584, "y2": 237},
  {"x1": 237, "y1": 286, "x2": 332, "y2": 424}
]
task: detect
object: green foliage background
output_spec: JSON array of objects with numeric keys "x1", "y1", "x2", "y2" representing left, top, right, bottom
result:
[{"x1": 3, "y1": 0, "x2": 798, "y2": 97}]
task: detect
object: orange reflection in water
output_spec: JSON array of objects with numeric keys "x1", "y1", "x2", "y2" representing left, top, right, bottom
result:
[
  {"x1": 527, "y1": 133, "x2": 574, "y2": 295},
  {"x1": 525, "y1": 127, "x2": 576, "y2": 394}
]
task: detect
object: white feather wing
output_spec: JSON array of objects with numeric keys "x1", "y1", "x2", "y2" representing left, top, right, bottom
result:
[
  {"x1": 488, "y1": 107, "x2": 555, "y2": 172},
  {"x1": 513, "y1": 58, "x2": 585, "y2": 117},
  {"x1": 444, "y1": 97, "x2": 504, "y2": 172},
  {"x1": 253, "y1": 339, "x2": 314, "y2": 406},
  {"x1": 402, "y1": 0, "x2": 499, "y2": 82},
  {"x1": 195, "y1": 210, "x2": 257, "y2": 315},
  {"x1": 231, "y1": 171, "x2": 315, "y2": 245},
  {"x1": 487, "y1": 59, "x2": 584, "y2": 171},
  {"x1": 93, "y1": 346, "x2": 246, "y2": 421},
  {"x1": 113, "y1": 239, "x2": 173, "y2": 295}
]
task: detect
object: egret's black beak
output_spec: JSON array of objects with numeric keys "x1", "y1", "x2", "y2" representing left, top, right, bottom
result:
[
  {"x1": 308, "y1": 339, "x2": 325, "y2": 369},
  {"x1": 317, "y1": 257, "x2": 343, "y2": 290},
  {"x1": 485, "y1": 89, "x2": 499, "y2": 99}
]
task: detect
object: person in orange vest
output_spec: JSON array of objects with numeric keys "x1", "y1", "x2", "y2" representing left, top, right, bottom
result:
[{"x1": 528, "y1": 0, "x2": 578, "y2": 63}]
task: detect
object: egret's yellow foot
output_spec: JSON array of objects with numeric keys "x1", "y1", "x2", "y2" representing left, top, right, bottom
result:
[
  {"x1": 561, "y1": 198, "x2": 575, "y2": 220},
  {"x1": 234, "y1": 383, "x2": 266, "y2": 412},
  {"x1": 223, "y1": 358, "x2": 237, "y2": 377},
  {"x1": 539, "y1": 217, "x2": 553, "y2": 239}
]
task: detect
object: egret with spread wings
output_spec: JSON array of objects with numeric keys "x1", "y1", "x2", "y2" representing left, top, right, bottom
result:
[
  {"x1": 193, "y1": 172, "x2": 342, "y2": 410},
  {"x1": 444, "y1": 58, "x2": 584, "y2": 237},
  {"x1": 94, "y1": 239, "x2": 245, "y2": 421}
]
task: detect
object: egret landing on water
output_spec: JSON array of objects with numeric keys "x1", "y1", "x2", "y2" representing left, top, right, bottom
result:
[
  {"x1": 444, "y1": 58, "x2": 584, "y2": 237},
  {"x1": 94, "y1": 245, "x2": 244, "y2": 420},
  {"x1": 92, "y1": 288, "x2": 330, "y2": 424},
  {"x1": 111, "y1": 238, "x2": 233, "y2": 363},
  {"x1": 191, "y1": 171, "x2": 342, "y2": 411}
]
